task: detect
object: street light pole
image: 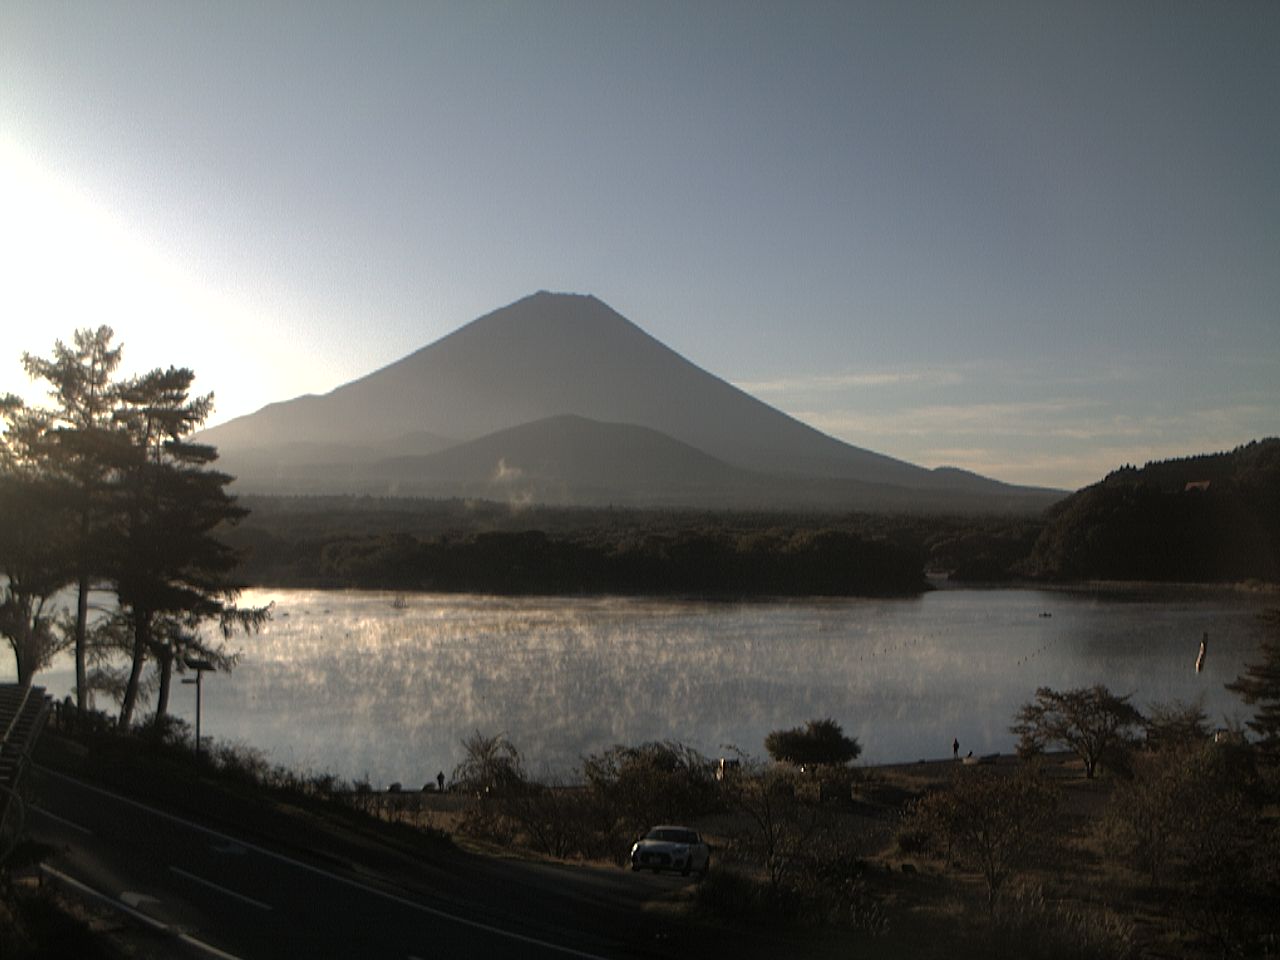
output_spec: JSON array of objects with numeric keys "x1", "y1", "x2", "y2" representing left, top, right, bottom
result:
[{"x1": 181, "y1": 657, "x2": 216, "y2": 760}]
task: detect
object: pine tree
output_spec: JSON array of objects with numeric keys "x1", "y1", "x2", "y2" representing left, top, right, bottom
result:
[
  {"x1": 111, "y1": 367, "x2": 266, "y2": 728},
  {"x1": 1225, "y1": 611, "x2": 1280, "y2": 759},
  {"x1": 0, "y1": 395, "x2": 74, "y2": 684},
  {"x1": 21, "y1": 327, "x2": 128, "y2": 709}
]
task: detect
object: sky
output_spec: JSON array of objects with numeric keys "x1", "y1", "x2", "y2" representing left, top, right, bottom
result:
[{"x1": 2, "y1": 2, "x2": 1276, "y2": 491}]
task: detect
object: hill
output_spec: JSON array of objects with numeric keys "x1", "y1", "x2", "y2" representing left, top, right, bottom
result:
[
  {"x1": 200, "y1": 291, "x2": 1064, "y2": 513},
  {"x1": 1024, "y1": 439, "x2": 1280, "y2": 582}
]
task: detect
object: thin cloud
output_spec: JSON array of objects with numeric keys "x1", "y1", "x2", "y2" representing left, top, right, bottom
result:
[
  {"x1": 800, "y1": 398, "x2": 1102, "y2": 440},
  {"x1": 735, "y1": 367, "x2": 966, "y2": 395}
]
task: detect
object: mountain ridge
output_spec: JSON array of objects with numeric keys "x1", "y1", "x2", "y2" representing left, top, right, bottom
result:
[{"x1": 200, "y1": 292, "x2": 1065, "y2": 513}]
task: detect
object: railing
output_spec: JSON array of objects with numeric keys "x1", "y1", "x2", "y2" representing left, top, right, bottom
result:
[{"x1": 0, "y1": 683, "x2": 52, "y2": 865}]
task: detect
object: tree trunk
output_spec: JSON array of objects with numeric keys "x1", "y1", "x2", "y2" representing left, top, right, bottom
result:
[
  {"x1": 118, "y1": 614, "x2": 150, "y2": 729},
  {"x1": 13, "y1": 626, "x2": 36, "y2": 687},
  {"x1": 154, "y1": 645, "x2": 173, "y2": 722},
  {"x1": 75, "y1": 572, "x2": 89, "y2": 713}
]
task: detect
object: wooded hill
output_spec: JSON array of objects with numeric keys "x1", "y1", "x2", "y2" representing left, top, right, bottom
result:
[{"x1": 1021, "y1": 439, "x2": 1280, "y2": 583}]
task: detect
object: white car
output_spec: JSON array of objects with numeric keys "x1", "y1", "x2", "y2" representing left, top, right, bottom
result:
[{"x1": 629, "y1": 825, "x2": 710, "y2": 876}]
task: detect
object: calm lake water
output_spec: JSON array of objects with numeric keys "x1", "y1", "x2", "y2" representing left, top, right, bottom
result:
[{"x1": 15, "y1": 584, "x2": 1277, "y2": 787}]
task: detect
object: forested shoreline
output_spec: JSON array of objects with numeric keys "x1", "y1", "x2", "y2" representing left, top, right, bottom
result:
[
  {"x1": 218, "y1": 435, "x2": 1280, "y2": 596},
  {"x1": 223, "y1": 513, "x2": 929, "y2": 597}
]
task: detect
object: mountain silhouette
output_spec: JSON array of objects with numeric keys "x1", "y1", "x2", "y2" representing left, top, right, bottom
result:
[{"x1": 202, "y1": 292, "x2": 1063, "y2": 512}]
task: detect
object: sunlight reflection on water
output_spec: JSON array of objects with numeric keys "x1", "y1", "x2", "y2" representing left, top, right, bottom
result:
[{"x1": 17, "y1": 586, "x2": 1275, "y2": 786}]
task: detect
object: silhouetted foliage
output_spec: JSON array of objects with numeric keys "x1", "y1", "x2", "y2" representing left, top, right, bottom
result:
[
  {"x1": 221, "y1": 500, "x2": 931, "y2": 597},
  {"x1": 112, "y1": 367, "x2": 264, "y2": 728},
  {"x1": 582, "y1": 740, "x2": 720, "y2": 837},
  {"x1": 1142, "y1": 697, "x2": 1211, "y2": 751},
  {"x1": 451, "y1": 730, "x2": 527, "y2": 796},
  {"x1": 21, "y1": 326, "x2": 129, "y2": 710},
  {"x1": 1011, "y1": 685, "x2": 1144, "y2": 778},
  {"x1": 764, "y1": 718, "x2": 862, "y2": 767},
  {"x1": 0, "y1": 397, "x2": 75, "y2": 684},
  {"x1": 4, "y1": 328, "x2": 266, "y2": 726},
  {"x1": 1225, "y1": 610, "x2": 1280, "y2": 760}
]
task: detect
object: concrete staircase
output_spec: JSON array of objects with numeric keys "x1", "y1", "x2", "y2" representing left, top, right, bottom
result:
[{"x1": 0, "y1": 683, "x2": 51, "y2": 863}]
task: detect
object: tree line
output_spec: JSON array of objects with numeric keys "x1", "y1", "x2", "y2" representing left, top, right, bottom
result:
[
  {"x1": 226, "y1": 524, "x2": 928, "y2": 597},
  {"x1": 0, "y1": 327, "x2": 266, "y2": 728}
]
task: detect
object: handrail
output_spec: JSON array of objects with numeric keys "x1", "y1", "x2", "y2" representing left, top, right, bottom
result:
[
  {"x1": 0, "y1": 682, "x2": 51, "y2": 866},
  {"x1": 0, "y1": 681, "x2": 36, "y2": 747}
]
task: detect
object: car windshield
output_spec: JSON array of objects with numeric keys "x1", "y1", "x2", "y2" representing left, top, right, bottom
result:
[{"x1": 646, "y1": 828, "x2": 697, "y2": 844}]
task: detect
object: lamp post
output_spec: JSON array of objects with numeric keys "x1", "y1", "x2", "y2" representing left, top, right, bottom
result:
[{"x1": 181, "y1": 657, "x2": 216, "y2": 760}]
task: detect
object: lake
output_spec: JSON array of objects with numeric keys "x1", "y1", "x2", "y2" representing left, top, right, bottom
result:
[{"x1": 14, "y1": 584, "x2": 1276, "y2": 787}]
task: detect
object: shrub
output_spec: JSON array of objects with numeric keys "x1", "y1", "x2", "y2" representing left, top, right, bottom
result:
[
  {"x1": 582, "y1": 740, "x2": 720, "y2": 839},
  {"x1": 451, "y1": 730, "x2": 527, "y2": 797},
  {"x1": 903, "y1": 767, "x2": 1059, "y2": 911},
  {"x1": 1142, "y1": 698, "x2": 1210, "y2": 750},
  {"x1": 764, "y1": 718, "x2": 861, "y2": 767},
  {"x1": 979, "y1": 885, "x2": 1137, "y2": 960},
  {"x1": 692, "y1": 867, "x2": 765, "y2": 920}
]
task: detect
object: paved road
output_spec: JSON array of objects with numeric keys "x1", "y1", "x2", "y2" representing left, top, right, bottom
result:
[{"x1": 29, "y1": 766, "x2": 664, "y2": 960}]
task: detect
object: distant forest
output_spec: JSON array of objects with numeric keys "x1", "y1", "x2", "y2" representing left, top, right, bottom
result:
[
  {"x1": 220, "y1": 497, "x2": 1046, "y2": 596},
  {"x1": 219, "y1": 439, "x2": 1279, "y2": 593},
  {"x1": 222, "y1": 499, "x2": 932, "y2": 597}
]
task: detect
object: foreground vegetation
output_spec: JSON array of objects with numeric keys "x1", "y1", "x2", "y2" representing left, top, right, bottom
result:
[
  {"x1": 1, "y1": 327, "x2": 267, "y2": 731},
  {"x1": 7, "y1": 618, "x2": 1280, "y2": 957}
]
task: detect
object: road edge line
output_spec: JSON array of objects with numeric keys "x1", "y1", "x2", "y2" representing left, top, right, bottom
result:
[
  {"x1": 36, "y1": 765, "x2": 612, "y2": 959},
  {"x1": 41, "y1": 863, "x2": 246, "y2": 960}
]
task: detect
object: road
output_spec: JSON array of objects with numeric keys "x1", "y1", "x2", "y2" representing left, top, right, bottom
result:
[{"x1": 28, "y1": 766, "x2": 688, "y2": 959}]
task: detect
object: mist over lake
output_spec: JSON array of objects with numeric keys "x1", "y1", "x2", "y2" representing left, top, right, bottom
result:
[{"x1": 19, "y1": 585, "x2": 1275, "y2": 787}]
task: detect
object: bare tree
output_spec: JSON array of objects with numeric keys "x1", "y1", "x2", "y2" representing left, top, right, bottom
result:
[
  {"x1": 904, "y1": 767, "x2": 1059, "y2": 911},
  {"x1": 451, "y1": 730, "x2": 526, "y2": 796},
  {"x1": 720, "y1": 756, "x2": 828, "y2": 892}
]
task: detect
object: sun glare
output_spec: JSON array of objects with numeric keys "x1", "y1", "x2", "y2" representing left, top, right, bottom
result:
[{"x1": 0, "y1": 136, "x2": 311, "y2": 425}]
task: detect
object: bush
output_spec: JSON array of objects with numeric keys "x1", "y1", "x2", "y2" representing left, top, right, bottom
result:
[
  {"x1": 978, "y1": 886, "x2": 1137, "y2": 960},
  {"x1": 764, "y1": 718, "x2": 861, "y2": 767},
  {"x1": 582, "y1": 740, "x2": 720, "y2": 839},
  {"x1": 902, "y1": 767, "x2": 1059, "y2": 911},
  {"x1": 692, "y1": 867, "x2": 766, "y2": 920},
  {"x1": 451, "y1": 731, "x2": 527, "y2": 797}
]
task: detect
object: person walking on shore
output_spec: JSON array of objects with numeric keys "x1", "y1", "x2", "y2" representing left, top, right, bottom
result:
[{"x1": 952, "y1": 737, "x2": 960, "y2": 760}]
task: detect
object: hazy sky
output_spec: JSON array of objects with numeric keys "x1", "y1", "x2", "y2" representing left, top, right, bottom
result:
[{"x1": 2, "y1": 2, "x2": 1276, "y2": 490}]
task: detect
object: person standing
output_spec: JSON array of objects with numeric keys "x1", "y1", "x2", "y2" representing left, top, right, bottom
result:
[{"x1": 952, "y1": 737, "x2": 960, "y2": 760}]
